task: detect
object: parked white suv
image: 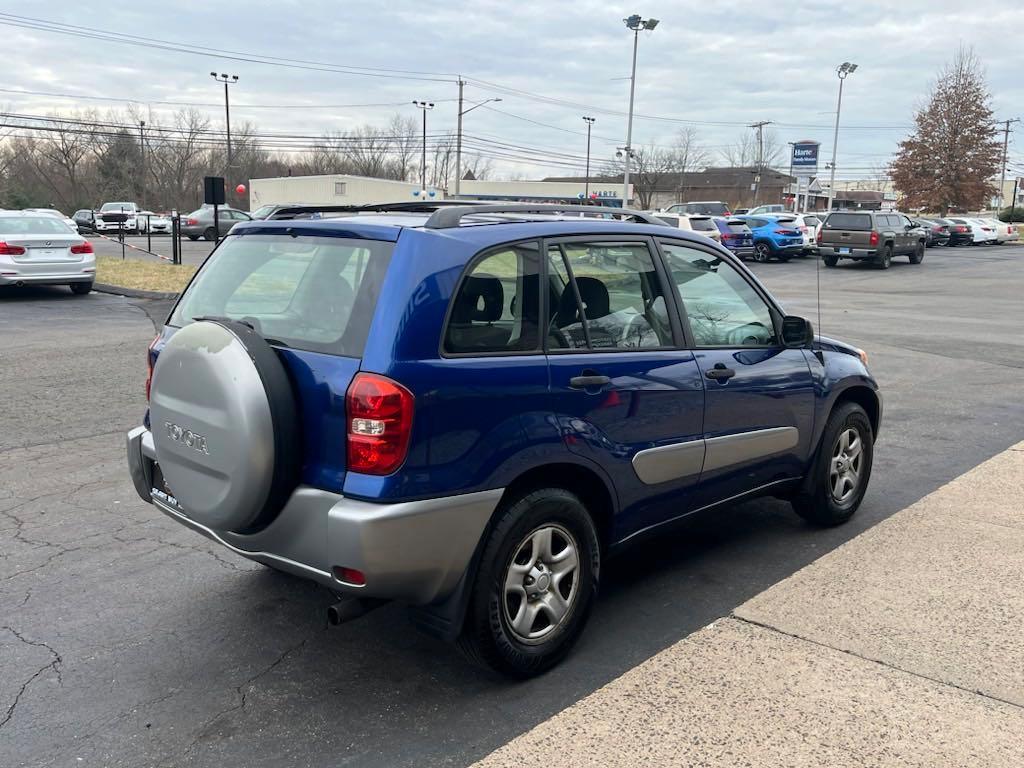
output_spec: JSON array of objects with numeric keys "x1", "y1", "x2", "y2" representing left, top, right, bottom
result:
[{"x1": 95, "y1": 202, "x2": 140, "y2": 234}]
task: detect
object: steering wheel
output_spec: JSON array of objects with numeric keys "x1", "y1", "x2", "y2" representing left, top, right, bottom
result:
[{"x1": 728, "y1": 321, "x2": 769, "y2": 346}]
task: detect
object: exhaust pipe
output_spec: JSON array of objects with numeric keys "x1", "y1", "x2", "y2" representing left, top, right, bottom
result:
[{"x1": 327, "y1": 597, "x2": 387, "y2": 626}]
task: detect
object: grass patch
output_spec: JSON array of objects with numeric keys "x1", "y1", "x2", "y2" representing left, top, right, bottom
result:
[{"x1": 96, "y1": 256, "x2": 196, "y2": 294}]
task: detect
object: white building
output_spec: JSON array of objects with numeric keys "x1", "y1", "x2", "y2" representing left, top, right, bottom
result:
[{"x1": 249, "y1": 174, "x2": 443, "y2": 208}]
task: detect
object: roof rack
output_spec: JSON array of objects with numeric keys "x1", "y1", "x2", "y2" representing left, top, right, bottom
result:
[
  {"x1": 267, "y1": 200, "x2": 467, "y2": 220},
  {"x1": 423, "y1": 204, "x2": 672, "y2": 229}
]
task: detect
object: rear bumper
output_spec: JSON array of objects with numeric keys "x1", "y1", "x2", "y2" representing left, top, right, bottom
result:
[
  {"x1": 0, "y1": 270, "x2": 94, "y2": 286},
  {"x1": 818, "y1": 246, "x2": 877, "y2": 259},
  {"x1": 126, "y1": 426, "x2": 501, "y2": 605},
  {"x1": 770, "y1": 243, "x2": 804, "y2": 255}
]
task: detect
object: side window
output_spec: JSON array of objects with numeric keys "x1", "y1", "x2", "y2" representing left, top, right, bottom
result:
[
  {"x1": 547, "y1": 241, "x2": 673, "y2": 351},
  {"x1": 660, "y1": 241, "x2": 778, "y2": 347},
  {"x1": 444, "y1": 242, "x2": 540, "y2": 355}
]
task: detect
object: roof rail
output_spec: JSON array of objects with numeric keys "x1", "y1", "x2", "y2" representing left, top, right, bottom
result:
[
  {"x1": 423, "y1": 204, "x2": 672, "y2": 229},
  {"x1": 267, "y1": 200, "x2": 467, "y2": 220}
]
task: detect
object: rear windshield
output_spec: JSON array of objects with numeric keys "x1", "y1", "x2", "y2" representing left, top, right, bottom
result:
[
  {"x1": 726, "y1": 221, "x2": 750, "y2": 233},
  {"x1": 689, "y1": 217, "x2": 716, "y2": 231},
  {"x1": 169, "y1": 234, "x2": 393, "y2": 357},
  {"x1": 0, "y1": 216, "x2": 76, "y2": 235},
  {"x1": 825, "y1": 213, "x2": 872, "y2": 231},
  {"x1": 685, "y1": 202, "x2": 729, "y2": 216},
  {"x1": 803, "y1": 216, "x2": 821, "y2": 227}
]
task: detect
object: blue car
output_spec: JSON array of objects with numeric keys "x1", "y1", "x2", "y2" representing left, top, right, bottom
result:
[
  {"x1": 738, "y1": 214, "x2": 805, "y2": 263},
  {"x1": 127, "y1": 202, "x2": 881, "y2": 677},
  {"x1": 713, "y1": 216, "x2": 755, "y2": 259}
]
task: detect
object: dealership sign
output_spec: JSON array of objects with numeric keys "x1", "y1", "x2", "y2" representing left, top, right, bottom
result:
[{"x1": 791, "y1": 141, "x2": 820, "y2": 174}]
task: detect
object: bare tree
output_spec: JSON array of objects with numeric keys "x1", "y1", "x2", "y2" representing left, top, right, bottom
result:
[
  {"x1": 890, "y1": 46, "x2": 1001, "y2": 213},
  {"x1": 721, "y1": 127, "x2": 782, "y2": 168}
]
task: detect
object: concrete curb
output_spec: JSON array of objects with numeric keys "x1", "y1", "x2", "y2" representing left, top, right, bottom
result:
[{"x1": 93, "y1": 283, "x2": 179, "y2": 300}]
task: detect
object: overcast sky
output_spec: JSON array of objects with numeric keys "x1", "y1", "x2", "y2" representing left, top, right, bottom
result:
[{"x1": 2, "y1": 1, "x2": 1022, "y2": 181}]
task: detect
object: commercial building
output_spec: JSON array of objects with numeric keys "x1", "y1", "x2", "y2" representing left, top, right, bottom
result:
[{"x1": 248, "y1": 174, "x2": 443, "y2": 208}]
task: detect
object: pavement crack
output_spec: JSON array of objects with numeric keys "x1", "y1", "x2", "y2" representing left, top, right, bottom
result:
[
  {"x1": 729, "y1": 613, "x2": 1024, "y2": 712},
  {"x1": 185, "y1": 638, "x2": 309, "y2": 755},
  {"x1": 0, "y1": 626, "x2": 63, "y2": 729}
]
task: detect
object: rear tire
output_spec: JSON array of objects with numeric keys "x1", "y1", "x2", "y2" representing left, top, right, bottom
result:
[
  {"x1": 823, "y1": 255, "x2": 839, "y2": 267},
  {"x1": 70, "y1": 282, "x2": 93, "y2": 295},
  {"x1": 792, "y1": 402, "x2": 873, "y2": 527},
  {"x1": 876, "y1": 245, "x2": 892, "y2": 269},
  {"x1": 753, "y1": 243, "x2": 771, "y2": 263},
  {"x1": 909, "y1": 242, "x2": 925, "y2": 264},
  {"x1": 458, "y1": 487, "x2": 600, "y2": 678}
]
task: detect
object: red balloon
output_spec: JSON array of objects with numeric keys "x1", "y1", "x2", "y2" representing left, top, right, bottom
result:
[{"x1": 235, "y1": 184, "x2": 247, "y2": 195}]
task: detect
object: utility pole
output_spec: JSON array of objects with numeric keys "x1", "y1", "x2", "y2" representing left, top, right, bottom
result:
[
  {"x1": 139, "y1": 120, "x2": 146, "y2": 209},
  {"x1": 787, "y1": 141, "x2": 796, "y2": 211},
  {"x1": 749, "y1": 120, "x2": 771, "y2": 206},
  {"x1": 583, "y1": 116, "x2": 596, "y2": 199},
  {"x1": 997, "y1": 118, "x2": 1020, "y2": 212},
  {"x1": 827, "y1": 62, "x2": 858, "y2": 214},
  {"x1": 621, "y1": 15, "x2": 659, "y2": 207},
  {"x1": 454, "y1": 87, "x2": 501, "y2": 197},
  {"x1": 210, "y1": 73, "x2": 239, "y2": 177},
  {"x1": 413, "y1": 100, "x2": 434, "y2": 191}
]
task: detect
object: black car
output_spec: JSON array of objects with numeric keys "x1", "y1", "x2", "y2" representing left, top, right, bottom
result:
[
  {"x1": 72, "y1": 209, "x2": 97, "y2": 234},
  {"x1": 944, "y1": 218, "x2": 976, "y2": 247},
  {"x1": 913, "y1": 218, "x2": 951, "y2": 247}
]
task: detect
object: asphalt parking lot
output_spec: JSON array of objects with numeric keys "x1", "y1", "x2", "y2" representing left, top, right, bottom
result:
[{"x1": 2, "y1": 244, "x2": 1022, "y2": 767}]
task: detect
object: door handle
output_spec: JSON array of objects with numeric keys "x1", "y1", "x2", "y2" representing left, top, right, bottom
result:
[
  {"x1": 705, "y1": 365, "x2": 736, "y2": 381},
  {"x1": 570, "y1": 374, "x2": 611, "y2": 389}
]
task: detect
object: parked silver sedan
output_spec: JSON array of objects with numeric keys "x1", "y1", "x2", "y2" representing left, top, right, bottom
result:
[{"x1": 0, "y1": 211, "x2": 96, "y2": 294}]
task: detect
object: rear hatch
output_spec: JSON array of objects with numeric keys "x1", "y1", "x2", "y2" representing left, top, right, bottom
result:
[
  {"x1": 719, "y1": 219, "x2": 753, "y2": 248},
  {"x1": 820, "y1": 212, "x2": 874, "y2": 248},
  {"x1": 156, "y1": 229, "x2": 395, "y2": 492}
]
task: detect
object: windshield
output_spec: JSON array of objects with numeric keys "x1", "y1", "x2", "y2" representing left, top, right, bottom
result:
[
  {"x1": 170, "y1": 234, "x2": 393, "y2": 357},
  {"x1": 101, "y1": 203, "x2": 135, "y2": 212},
  {"x1": 686, "y1": 202, "x2": 729, "y2": 216},
  {"x1": 251, "y1": 205, "x2": 276, "y2": 219},
  {"x1": 0, "y1": 216, "x2": 77, "y2": 235}
]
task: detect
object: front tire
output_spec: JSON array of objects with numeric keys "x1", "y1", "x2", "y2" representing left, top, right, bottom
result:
[
  {"x1": 203, "y1": 227, "x2": 217, "y2": 242},
  {"x1": 792, "y1": 402, "x2": 873, "y2": 526},
  {"x1": 458, "y1": 487, "x2": 600, "y2": 678}
]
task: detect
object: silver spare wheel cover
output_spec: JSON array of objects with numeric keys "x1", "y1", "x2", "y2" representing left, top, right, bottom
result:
[{"x1": 149, "y1": 320, "x2": 296, "y2": 533}]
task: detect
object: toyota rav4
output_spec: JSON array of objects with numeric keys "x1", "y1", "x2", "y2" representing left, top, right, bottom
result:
[{"x1": 126, "y1": 202, "x2": 881, "y2": 677}]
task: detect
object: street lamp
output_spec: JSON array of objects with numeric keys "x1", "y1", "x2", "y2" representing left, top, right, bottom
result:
[
  {"x1": 455, "y1": 94, "x2": 501, "y2": 196},
  {"x1": 621, "y1": 14, "x2": 659, "y2": 207},
  {"x1": 413, "y1": 100, "x2": 435, "y2": 192},
  {"x1": 210, "y1": 73, "x2": 239, "y2": 175},
  {"x1": 583, "y1": 116, "x2": 596, "y2": 199},
  {"x1": 826, "y1": 62, "x2": 857, "y2": 213}
]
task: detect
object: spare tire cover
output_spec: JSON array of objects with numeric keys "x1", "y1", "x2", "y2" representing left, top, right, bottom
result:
[{"x1": 149, "y1": 319, "x2": 299, "y2": 533}]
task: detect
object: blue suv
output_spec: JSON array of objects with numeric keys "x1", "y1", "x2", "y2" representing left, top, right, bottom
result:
[
  {"x1": 738, "y1": 214, "x2": 804, "y2": 263},
  {"x1": 126, "y1": 202, "x2": 881, "y2": 677}
]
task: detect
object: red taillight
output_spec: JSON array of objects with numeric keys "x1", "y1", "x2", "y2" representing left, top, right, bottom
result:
[
  {"x1": 816, "y1": 228, "x2": 823, "y2": 243},
  {"x1": 869, "y1": 231, "x2": 879, "y2": 247},
  {"x1": 955, "y1": 225, "x2": 967, "y2": 233},
  {"x1": 185, "y1": 218, "x2": 198, "y2": 226},
  {"x1": 70, "y1": 242, "x2": 93, "y2": 254},
  {"x1": 346, "y1": 373, "x2": 414, "y2": 475},
  {"x1": 332, "y1": 566, "x2": 366, "y2": 586},
  {"x1": 1009, "y1": 227, "x2": 1014, "y2": 235},
  {"x1": 145, "y1": 335, "x2": 159, "y2": 401},
  {"x1": 0, "y1": 241, "x2": 26, "y2": 255}
]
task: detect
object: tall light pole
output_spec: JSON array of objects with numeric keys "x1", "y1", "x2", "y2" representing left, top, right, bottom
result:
[
  {"x1": 583, "y1": 116, "x2": 596, "y2": 199},
  {"x1": 139, "y1": 120, "x2": 146, "y2": 209},
  {"x1": 455, "y1": 91, "x2": 501, "y2": 196},
  {"x1": 826, "y1": 62, "x2": 857, "y2": 214},
  {"x1": 413, "y1": 100, "x2": 435, "y2": 191},
  {"x1": 787, "y1": 141, "x2": 796, "y2": 211},
  {"x1": 621, "y1": 14, "x2": 659, "y2": 207},
  {"x1": 210, "y1": 73, "x2": 239, "y2": 175}
]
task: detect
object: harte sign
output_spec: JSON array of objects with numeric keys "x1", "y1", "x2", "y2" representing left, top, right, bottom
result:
[{"x1": 792, "y1": 141, "x2": 820, "y2": 171}]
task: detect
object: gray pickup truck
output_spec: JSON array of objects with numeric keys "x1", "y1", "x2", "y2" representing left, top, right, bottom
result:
[{"x1": 817, "y1": 211, "x2": 926, "y2": 269}]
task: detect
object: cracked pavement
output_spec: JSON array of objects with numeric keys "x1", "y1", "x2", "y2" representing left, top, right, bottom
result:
[{"x1": 1, "y1": 247, "x2": 1022, "y2": 767}]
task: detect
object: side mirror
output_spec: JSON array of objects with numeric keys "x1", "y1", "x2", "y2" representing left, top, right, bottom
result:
[{"x1": 781, "y1": 315, "x2": 814, "y2": 348}]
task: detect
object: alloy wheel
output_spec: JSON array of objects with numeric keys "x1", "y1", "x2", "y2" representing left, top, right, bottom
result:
[
  {"x1": 830, "y1": 427, "x2": 863, "y2": 504},
  {"x1": 502, "y1": 524, "x2": 580, "y2": 644}
]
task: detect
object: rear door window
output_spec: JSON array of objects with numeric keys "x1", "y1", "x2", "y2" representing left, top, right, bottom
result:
[
  {"x1": 547, "y1": 241, "x2": 674, "y2": 350},
  {"x1": 444, "y1": 241, "x2": 541, "y2": 355},
  {"x1": 825, "y1": 213, "x2": 872, "y2": 230},
  {"x1": 169, "y1": 235, "x2": 392, "y2": 357}
]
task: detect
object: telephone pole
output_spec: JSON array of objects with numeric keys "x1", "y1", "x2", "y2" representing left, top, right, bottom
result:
[
  {"x1": 749, "y1": 120, "x2": 772, "y2": 206},
  {"x1": 997, "y1": 118, "x2": 1020, "y2": 212},
  {"x1": 583, "y1": 116, "x2": 596, "y2": 199},
  {"x1": 412, "y1": 100, "x2": 434, "y2": 191},
  {"x1": 210, "y1": 73, "x2": 239, "y2": 175}
]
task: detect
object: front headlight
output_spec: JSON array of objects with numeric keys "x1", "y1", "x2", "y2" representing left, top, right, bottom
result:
[{"x1": 856, "y1": 348, "x2": 869, "y2": 366}]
